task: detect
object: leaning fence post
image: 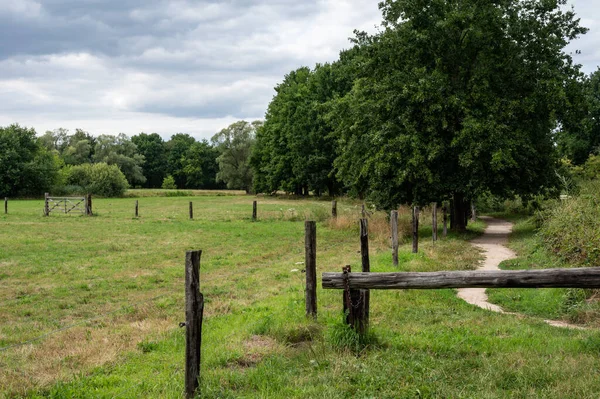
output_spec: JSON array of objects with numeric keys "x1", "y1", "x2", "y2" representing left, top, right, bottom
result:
[
  {"x1": 252, "y1": 201, "x2": 257, "y2": 221},
  {"x1": 331, "y1": 200, "x2": 337, "y2": 218},
  {"x1": 360, "y1": 218, "x2": 370, "y2": 331},
  {"x1": 185, "y1": 250, "x2": 204, "y2": 399},
  {"x1": 305, "y1": 221, "x2": 317, "y2": 318},
  {"x1": 44, "y1": 193, "x2": 49, "y2": 216},
  {"x1": 135, "y1": 200, "x2": 139, "y2": 218},
  {"x1": 189, "y1": 202, "x2": 194, "y2": 220},
  {"x1": 432, "y1": 202, "x2": 438, "y2": 242},
  {"x1": 4, "y1": 197, "x2": 7, "y2": 215},
  {"x1": 391, "y1": 210, "x2": 399, "y2": 266},
  {"x1": 412, "y1": 206, "x2": 419, "y2": 254}
]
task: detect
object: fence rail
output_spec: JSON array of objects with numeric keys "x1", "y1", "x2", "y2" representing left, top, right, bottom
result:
[{"x1": 322, "y1": 267, "x2": 600, "y2": 290}]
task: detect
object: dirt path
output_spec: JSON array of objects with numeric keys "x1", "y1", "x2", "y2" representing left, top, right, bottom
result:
[{"x1": 457, "y1": 216, "x2": 585, "y2": 329}]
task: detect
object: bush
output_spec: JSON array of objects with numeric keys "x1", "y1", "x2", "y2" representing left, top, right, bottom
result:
[
  {"x1": 161, "y1": 175, "x2": 177, "y2": 190},
  {"x1": 64, "y1": 163, "x2": 129, "y2": 197},
  {"x1": 539, "y1": 180, "x2": 600, "y2": 266}
]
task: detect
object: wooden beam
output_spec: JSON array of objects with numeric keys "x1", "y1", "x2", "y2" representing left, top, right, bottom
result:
[{"x1": 322, "y1": 267, "x2": 600, "y2": 290}]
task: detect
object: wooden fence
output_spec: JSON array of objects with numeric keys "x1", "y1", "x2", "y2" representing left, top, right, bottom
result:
[{"x1": 322, "y1": 267, "x2": 600, "y2": 335}]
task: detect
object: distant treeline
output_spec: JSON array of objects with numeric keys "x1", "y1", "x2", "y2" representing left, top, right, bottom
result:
[{"x1": 0, "y1": 121, "x2": 260, "y2": 198}]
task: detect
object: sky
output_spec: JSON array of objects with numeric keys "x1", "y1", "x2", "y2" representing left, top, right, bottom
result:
[{"x1": 0, "y1": 0, "x2": 598, "y2": 141}]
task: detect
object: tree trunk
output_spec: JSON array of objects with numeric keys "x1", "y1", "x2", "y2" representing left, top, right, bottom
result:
[{"x1": 452, "y1": 193, "x2": 467, "y2": 232}]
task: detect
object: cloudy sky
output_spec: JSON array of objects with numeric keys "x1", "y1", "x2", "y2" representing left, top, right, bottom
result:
[{"x1": 0, "y1": 0, "x2": 598, "y2": 141}]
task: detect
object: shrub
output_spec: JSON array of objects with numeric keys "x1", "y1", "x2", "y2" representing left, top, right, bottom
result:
[
  {"x1": 161, "y1": 175, "x2": 177, "y2": 190},
  {"x1": 539, "y1": 180, "x2": 600, "y2": 266},
  {"x1": 64, "y1": 163, "x2": 129, "y2": 197}
]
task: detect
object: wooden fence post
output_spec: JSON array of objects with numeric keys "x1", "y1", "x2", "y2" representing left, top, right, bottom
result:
[
  {"x1": 360, "y1": 219, "x2": 370, "y2": 330},
  {"x1": 4, "y1": 197, "x2": 7, "y2": 215},
  {"x1": 189, "y1": 202, "x2": 194, "y2": 220},
  {"x1": 361, "y1": 204, "x2": 366, "y2": 219},
  {"x1": 391, "y1": 210, "x2": 399, "y2": 266},
  {"x1": 135, "y1": 200, "x2": 139, "y2": 217},
  {"x1": 252, "y1": 201, "x2": 257, "y2": 221},
  {"x1": 342, "y1": 265, "x2": 365, "y2": 335},
  {"x1": 432, "y1": 203, "x2": 438, "y2": 242},
  {"x1": 442, "y1": 206, "x2": 448, "y2": 238},
  {"x1": 44, "y1": 193, "x2": 49, "y2": 216},
  {"x1": 185, "y1": 250, "x2": 204, "y2": 399},
  {"x1": 305, "y1": 221, "x2": 317, "y2": 318},
  {"x1": 86, "y1": 194, "x2": 92, "y2": 216},
  {"x1": 331, "y1": 200, "x2": 337, "y2": 218},
  {"x1": 412, "y1": 206, "x2": 419, "y2": 253}
]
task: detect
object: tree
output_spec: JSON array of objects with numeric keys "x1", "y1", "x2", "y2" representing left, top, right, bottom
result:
[
  {"x1": 132, "y1": 133, "x2": 167, "y2": 188},
  {"x1": 65, "y1": 162, "x2": 129, "y2": 197},
  {"x1": 0, "y1": 124, "x2": 59, "y2": 197},
  {"x1": 557, "y1": 69, "x2": 600, "y2": 164},
  {"x1": 332, "y1": 0, "x2": 587, "y2": 230},
  {"x1": 212, "y1": 121, "x2": 261, "y2": 193},
  {"x1": 182, "y1": 140, "x2": 222, "y2": 189},
  {"x1": 165, "y1": 133, "x2": 196, "y2": 189},
  {"x1": 93, "y1": 133, "x2": 146, "y2": 187}
]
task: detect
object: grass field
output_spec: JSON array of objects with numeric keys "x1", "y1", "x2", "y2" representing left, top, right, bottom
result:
[{"x1": 2, "y1": 197, "x2": 600, "y2": 398}]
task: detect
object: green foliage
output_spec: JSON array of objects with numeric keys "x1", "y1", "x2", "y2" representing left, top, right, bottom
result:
[
  {"x1": 331, "y1": 0, "x2": 585, "y2": 212},
  {"x1": 252, "y1": 62, "x2": 351, "y2": 196},
  {"x1": 131, "y1": 133, "x2": 167, "y2": 188},
  {"x1": 212, "y1": 121, "x2": 260, "y2": 193},
  {"x1": 161, "y1": 175, "x2": 177, "y2": 190},
  {"x1": 182, "y1": 140, "x2": 221, "y2": 189},
  {"x1": 165, "y1": 133, "x2": 196, "y2": 189},
  {"x1": 539, "y1": 180, "x2": 600, "y2": 266},
  {"x1": 93, "y1": 133, "x2": 146, "y2": 187},
  {"x1": 0, "y1": 124, "x2": 59, "y2": 197},
  {"x1": 65, "y1": 162, "x2": 129, "y2": 197}
]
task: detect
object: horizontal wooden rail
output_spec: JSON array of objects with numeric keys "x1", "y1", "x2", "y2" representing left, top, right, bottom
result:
[{"x1": 322, "y1": 267, "x2": 600, "y2": 290}]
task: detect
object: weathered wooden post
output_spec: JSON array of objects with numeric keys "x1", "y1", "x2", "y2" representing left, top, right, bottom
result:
[
  {"x1": 185, "y1": 250, "x2": 204, "y2": 399},
  {"x1": 305, "y1": 221, "x2": 317, "y2": 318},
  {"x1": 135, "y1": 200, "x2": 139, "y2": 217},
  {"x1": 342, "y1": 265, "x2": 365, "y2": 335},
  {"x1": 442, "y1": 206, "x2": 448, "y2": 238},
  {"x1": 331, "y1": 200, "x2": 337, "y2": 218},
  {"x1": 189, "y1": 202, "x2": 194, "y2": 220},
  {"x1": 4, "y1": 197, "x2": 7, "y2": 215},
  {"x1": 44, "y1": 193, "x2": 49, "y2": 216},
  {"x1": 391, "y1": 210, "x2": 399, "y2": 266},
  {"x1": 252, "y1": 201, "x2": 257, "y2": 221},
  {"x1": 432, "y1": 202, "x2": 438, "y2": 242},
  {"x1": 361, "y1": 204, "x2": 366, "y2": 219},
  {"x1": 360, "y1": 218, "x2": 370, "y2": 329},
  {"x1": 412, "y1": 206, "x2": 419, "y2": 253},
  {"x1": 86, "y1": 194, "x2": 92, "y2": 216}
]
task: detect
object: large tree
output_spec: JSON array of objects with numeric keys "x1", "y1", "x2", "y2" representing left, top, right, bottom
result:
[
  {"x1": 165, "y1": 133, "x2": 196, "y2": 189},
  {"x1": 0, "y1": 124, "x2": 59, "y2": 197},
  {"x1": 132, "y1": 133, "x2": 167, "y2": 188},
  {"x1": 212, "y1": 121, "x2": 261, "y2": 193},
  {"x1": 333, "y1": 0, "x2": 587, "y2": 230}
]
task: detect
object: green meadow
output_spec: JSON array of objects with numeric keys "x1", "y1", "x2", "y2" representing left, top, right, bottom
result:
[{"x1": 2, "y1": 195, "x2": 600, "y2": 398}]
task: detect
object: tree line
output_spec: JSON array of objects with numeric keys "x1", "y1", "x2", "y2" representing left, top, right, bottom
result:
[{"x1": 0, "y1": 121, "x2": 260, "y2": 197}]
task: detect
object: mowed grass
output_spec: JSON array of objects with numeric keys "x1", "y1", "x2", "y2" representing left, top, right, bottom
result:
[{"x1": 1, "y1": 198, "x2": 600, "y2": 398}]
